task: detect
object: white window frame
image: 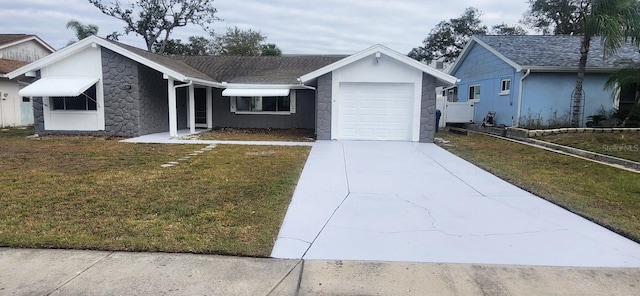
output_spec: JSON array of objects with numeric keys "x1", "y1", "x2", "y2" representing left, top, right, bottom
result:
[
  {"x1": 469, "y1": 84, "x2": 481, "y2": 102},
  {"x1": 500, "y1": 79, "x2": 511, "y2": 96},
  {"x1": 230, "y1": 90, "x2": 296, "y2": 115}
]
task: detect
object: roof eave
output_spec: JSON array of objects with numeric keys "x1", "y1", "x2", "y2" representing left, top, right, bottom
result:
[
  {"x1": 300, "y1": 44, "x2": 459, "y2": 85},
  {"x1": 522, "y1": 66, "x2": 618, "y2": 73}
]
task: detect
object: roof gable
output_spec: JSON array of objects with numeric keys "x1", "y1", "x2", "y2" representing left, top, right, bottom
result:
[
  {"x1": 300, "y1": 44, "x2": 458, "y2": 84},
  {"x1": 7, "y1": 36, "x2": 214, "y2": 84},
  {"x1": 0, "y1": 34, "x2": 55, "y2": 53}
]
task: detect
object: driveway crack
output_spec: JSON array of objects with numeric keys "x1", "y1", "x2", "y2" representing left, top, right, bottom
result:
[{"x1": 301, "y1": 141, "x2": 352, "y2": 258}]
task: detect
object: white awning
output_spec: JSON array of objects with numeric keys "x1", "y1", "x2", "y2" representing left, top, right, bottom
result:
[
  {"x1": 19, "y1": 77, "x2": 100, "y2": 97},
  {"x1": 221, "y1": 88, "x2": 290, "y2": 97}
]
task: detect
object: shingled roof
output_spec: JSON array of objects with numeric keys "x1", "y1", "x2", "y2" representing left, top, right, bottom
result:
[
  {"x1": 473, "y1": 35, "x2": 640, "y2": 70},
  {"x1": 0, "y1": 58, "x2": 28, "y2": 74},
  {"x1": 106, "y1": 40, "x2": 214, "y2": 81},
  {"x1": 172, "y1": 55, "x2": 347, "y2": 84}
]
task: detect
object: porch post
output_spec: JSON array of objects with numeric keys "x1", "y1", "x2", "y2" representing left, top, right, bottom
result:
[
  {"x1": 206, "y1": 86, "x2": 213, "y2": 129},
  {"x1": 189, "y1": 83, "x2": 196, "y2": 134},
  {"x1": 167, "y1": 78, "x2": 178, "y2": 137}
]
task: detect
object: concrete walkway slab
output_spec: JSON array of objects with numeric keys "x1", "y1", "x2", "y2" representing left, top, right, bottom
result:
[
  {"x1": 121, "y1": 130, "x2": 313, "y2": 146},
  {"x1": 272, "y1": 141, "x2": 640, "y2": 267},
  {"x1": 299, "y1": 260, "x2": 640, "y2": 296},
  {"x1": 0, "y1": 248, "x2": 301, "y2": 296}
]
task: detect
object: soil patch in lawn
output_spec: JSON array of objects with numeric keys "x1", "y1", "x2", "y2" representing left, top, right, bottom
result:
[
  {"x1": 0, "y1": 128, "x2": 310, "y2": 256},
  {"x1": 435, "y1": 131, "x2": 640, "y2": 244},
  {"x1": 537, "y1": 132, "x2": 640, "y2": 162},
  {"x1": 196, "y1": 128, "x2": 315, "y2": 142}
]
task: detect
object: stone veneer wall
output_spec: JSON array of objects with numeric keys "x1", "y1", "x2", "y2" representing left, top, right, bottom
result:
[
  {"x1": 419, "y1": 73, "x2": 437, "y2": 143},
  {"x1": 316, "y1": 73, "x2": 332, "y2": 140},
  {"x1": 137, "y1": 64, "x2": 169, "y2": 135},
  {"x1": 101, "y1": 47, "x2": 141, "y2": 137},
  {"x1": 32, "y1": 97, "x2": 45, "y2": 134}
]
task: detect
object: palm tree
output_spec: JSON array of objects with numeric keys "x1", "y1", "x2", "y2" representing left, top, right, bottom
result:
[
  {"x1": 66, "y1": 19, "x2": 99, "y2": 45},
  {"x1": 570, "y1": 0, "x2": 640, "y2": 127},
  {"x1": 605, "y1": 66, "x2": 640, "y2": 126}
]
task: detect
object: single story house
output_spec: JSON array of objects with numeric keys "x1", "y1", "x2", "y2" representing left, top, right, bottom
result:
[
  {"x1": 447, "y1": 35, "x2": 640, "y2": 127},
  {"x1": 0, "y1": 34, "x2": 55, "y2": 127},
  {"x1": 8, "y1": 36, "x2": 457, "y2": 142}
]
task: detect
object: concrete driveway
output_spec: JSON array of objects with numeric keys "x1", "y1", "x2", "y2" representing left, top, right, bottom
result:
[{"x1": 271, "y1": 141, "x2": 640, "y2": 267}]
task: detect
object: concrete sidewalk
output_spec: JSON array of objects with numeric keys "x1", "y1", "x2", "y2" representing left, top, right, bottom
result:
[{"x1": 2, "y1": 248, "x2": 639, "y2": 295}]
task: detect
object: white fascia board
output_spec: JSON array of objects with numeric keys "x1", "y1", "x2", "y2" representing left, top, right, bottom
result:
[
  {"x1": 219, "y1": 83, "x2": 303, "y2": 89},
  {"x1": 188, "y1": 78, "x2": 224, "y2": 88},
  {"x1": 450, "y1": 36, "x2": 522, "y2": 74},
  {"x1": 522, "y1": 66, "x2": 617, "y2": 73},
  {"x1": 299, "y1": 44, "x2": 459, "y2": 85}
]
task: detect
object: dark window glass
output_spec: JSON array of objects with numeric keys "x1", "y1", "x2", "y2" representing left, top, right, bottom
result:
[
  {"x1": 236, "y1": 97, "x2": 251, "y2": 111},
  {"x1": 52, "y1": 98, "x2": 65, "y2": 110},
  {"x1": 277, "y1": 96, "x2": 290, "y2": 111},
  {"x1": 262, "y1": 97, "x2": 277, "y2": 111}
]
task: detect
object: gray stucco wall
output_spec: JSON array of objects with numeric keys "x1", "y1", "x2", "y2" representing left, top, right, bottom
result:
[
  {"x1": 101, "y1": 47, "x2": 141, "y2": 137},
  {"x1": 138, "y1": 64, "x2": 169, "y2": 135},
  {"x1": 211, "y1": 89, "x2": 315, "y2": 129},
  {"x1": 419, "y1": 73, "x2": 438, "y2": 143},
  {"x1": 315, "y1": 73, "x2": 332, "y2": 140}
]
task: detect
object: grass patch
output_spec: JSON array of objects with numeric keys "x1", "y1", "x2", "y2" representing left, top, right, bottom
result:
[
  {"x1": 0, "y1": 128, "x2": 310, "y2": 256},
  {"x1": 196, "y1": 128, "x2": 315, "y2": 142},
  {"x1": 436, "y1": 131, "x2": 640, "y2": 243},
  {"x1": 537, "y1": 132, "x2": 640, "y2": 162}
]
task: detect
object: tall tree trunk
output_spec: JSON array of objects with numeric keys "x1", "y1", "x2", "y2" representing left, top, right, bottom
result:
[{"x1": 571, "y1": 34, "x2": 591, "y2": 127}]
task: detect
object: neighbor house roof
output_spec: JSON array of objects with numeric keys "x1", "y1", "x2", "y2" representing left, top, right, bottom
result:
[
  {"x1": 451, "y1": 35, "x2": 640, "y2": 74},
  {"x1": 174, "y1": 55, "x2": 347, "y2": 84},
  {"x1": 0, "y1": 58, "x2": 28, "y2": 75},
  {"x1": 0, "y1": 34, "x2": 55, "y2": 53}
]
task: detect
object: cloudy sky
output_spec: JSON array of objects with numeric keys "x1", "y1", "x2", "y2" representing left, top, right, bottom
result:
[{"x1": 1, "y1": 0, "x2": 531, "y2": 54}]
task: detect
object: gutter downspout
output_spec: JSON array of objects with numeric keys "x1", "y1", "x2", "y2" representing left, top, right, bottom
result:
[
  {"x1": 169, "y1": 79, "x2": 193, "y2": 137},
  {"x1": 516, "y1": 69, "x2": 531, "y2": 127}
]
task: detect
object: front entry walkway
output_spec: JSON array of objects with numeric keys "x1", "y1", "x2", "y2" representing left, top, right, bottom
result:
[
  {"x1": 120, "y1": 130, "x2": 313, "y2": 146},
  {"x1": 271, "y1": 141, "x2": 640, "y2": 267}
]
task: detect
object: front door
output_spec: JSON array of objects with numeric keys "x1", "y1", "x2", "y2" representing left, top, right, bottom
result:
[{"x1": 195, "y1": 88, "x2": 207, "y2": 128}]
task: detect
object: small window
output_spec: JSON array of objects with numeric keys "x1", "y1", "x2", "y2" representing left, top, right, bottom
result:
[
  {"x1": 51, "y1": 85, "x2": 97, "y2": 111},
  {"x1": 469, "y1": 85, "x2": 480, "y2": 101},
  {"x1": 500, "y1": 79, "x2": 511, "y2": 95},
  {"x1": 22, "y1": 97, "x2": 30, "y2": 102},
  {"x1": 234, "y1": 96, "x2": 290, "y2": 112}
]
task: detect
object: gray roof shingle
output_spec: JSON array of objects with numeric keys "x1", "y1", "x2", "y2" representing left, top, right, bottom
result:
[
  {"x1": 105, "y1": 39, "x2": 346, "y2": 84},
  {"x1": 475, "y1": 35, "x2": 640, "y2": 69},
  {"x1": 106, "y1": 40, "x2": 214, "y2": 81},
  {"x1": 173, "y1": 55, "x2": 347, "y2": 84}
]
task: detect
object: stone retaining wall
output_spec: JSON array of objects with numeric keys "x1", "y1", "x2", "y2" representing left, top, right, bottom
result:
[{"x1": 506, "y1": 127, "x2": 640, "y2": 139}]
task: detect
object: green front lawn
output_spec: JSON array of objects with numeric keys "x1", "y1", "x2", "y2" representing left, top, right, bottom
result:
[
  {"x1": 0, "y1": 128, "x2": 310, "y2": 256},
  {"x1": 537, "y1": 132, "x2": 640, "y2": 162},
  {"x1": 436, "y1": 131, "x2": 640, "y2": 243}
]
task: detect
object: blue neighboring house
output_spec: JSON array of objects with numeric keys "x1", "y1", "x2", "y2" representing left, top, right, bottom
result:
[{"x1": 448, "y1": 35, "x2": 640, "y2": 127}]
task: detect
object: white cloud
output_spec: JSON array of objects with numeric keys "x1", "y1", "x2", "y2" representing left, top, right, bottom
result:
[{"x1": 1, "y1": 0, "x2": 531, "y2": 54}]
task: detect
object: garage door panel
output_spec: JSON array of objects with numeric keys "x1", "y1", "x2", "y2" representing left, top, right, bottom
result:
[{"x1": 338, "y1": 83, "x2": 414, "y2": 141}]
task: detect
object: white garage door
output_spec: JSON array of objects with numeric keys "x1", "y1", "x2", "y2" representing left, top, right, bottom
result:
[{"x1": 339, "y1": 82, "x2": 415, "y2": 141}]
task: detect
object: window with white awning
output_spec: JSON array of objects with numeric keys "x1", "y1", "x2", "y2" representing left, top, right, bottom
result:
[
  {"x1": 224, "y1": 88, "x2": 296, "y2": 114},
  {"x1": 19, "y1": 77, "x2": 100, "y2": 97}
]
